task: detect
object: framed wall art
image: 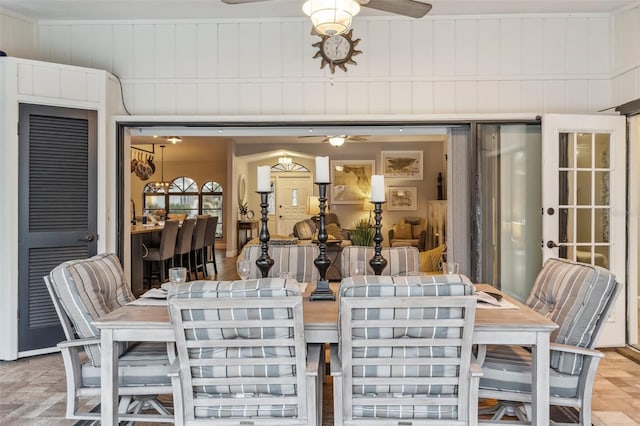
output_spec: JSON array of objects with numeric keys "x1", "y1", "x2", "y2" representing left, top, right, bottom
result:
[
  {"x1": 381, "y1": 150, "x2": 423, "y2": 180},
  {"x1": 330, "y1": 160, "x2": 375, "y2": 204},
  {"x1": 388, "y1": 187, "x2": 418, "y2": 211}
]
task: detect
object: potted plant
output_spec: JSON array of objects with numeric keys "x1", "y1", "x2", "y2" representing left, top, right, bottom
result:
[{"x1": 350, "y1": 219, "x2": 374, "y2": 246}]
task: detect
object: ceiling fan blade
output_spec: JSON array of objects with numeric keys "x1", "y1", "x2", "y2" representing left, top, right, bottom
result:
[
  {"x1": 221, "y1": 0, "x2": 272, "y2": 4},
  {"x1": 360, "y1": 0, "x2": 432, "y2": 18},
  {"x1": 348, "y1": 136, "x2": 368, "y2": 142}
]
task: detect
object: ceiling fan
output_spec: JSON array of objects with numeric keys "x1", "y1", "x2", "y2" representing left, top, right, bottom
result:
[
  {"x1": 299, "y1": 134, "x2": 368, "y2": 146},
  {"x1": 221, "y1": 0, "x2": 433, "y2": 20}
]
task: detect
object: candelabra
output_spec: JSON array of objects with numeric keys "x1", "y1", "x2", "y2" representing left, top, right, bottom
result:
[
  {"x1": 310, "y1": 183, "x2": 335, "y2": 301},
  {"x1": 369, "y1": 201, "x2": 387, "y2": 275},
  {"x1": 255, "y1": 191, "x2": 274, "y2": 278}
]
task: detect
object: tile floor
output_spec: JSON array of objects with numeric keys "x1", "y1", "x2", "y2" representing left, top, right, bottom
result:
[{"x1": 1, "y1": 348, "x2": 639, "y2": 425}]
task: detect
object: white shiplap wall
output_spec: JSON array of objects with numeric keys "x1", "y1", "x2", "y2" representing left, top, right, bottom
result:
[
  {"x1": 612, "y1": 5, "x2": 640, "y2": 106},
  {"x1": 0, "y1": 9, "x2": 37, "y2": 59},
  {"x1": 36, "y1": 14, "x2": 613, "y2": 116}
]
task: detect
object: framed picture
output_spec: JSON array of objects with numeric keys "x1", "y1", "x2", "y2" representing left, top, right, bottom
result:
[
  {"x1": 388, "y1": 187, "x2": 418, "y2": 211},
  {"x1": 381, "y1": 150, "x2": 423, "y2": 180},
  {"x1": 330, "y1": 160, "x2": 375, "y2": 204}
]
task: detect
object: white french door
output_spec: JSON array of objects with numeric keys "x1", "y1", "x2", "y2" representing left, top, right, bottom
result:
[
  {"x1": 274, "y1": 174, "x2": 314, "y2": 236},
  {"x1": 542, "y1": 114, "x2": 626, "y2": 347}
]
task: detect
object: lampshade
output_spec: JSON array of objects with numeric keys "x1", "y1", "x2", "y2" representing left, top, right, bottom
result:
[
  {"x1": 302, "y1": 0, "x2": 360, "y2": 35},
  {"x1": 306, "y1": 196, "x2": 321, "y2": 215},
  {"x1": 328, "y1": 135, "x2": 345, "y2": 146}
]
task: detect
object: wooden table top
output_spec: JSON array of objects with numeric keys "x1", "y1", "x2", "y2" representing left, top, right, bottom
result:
[{"x1": 95, "y1": 282, "x2": 557, "y2": 335}]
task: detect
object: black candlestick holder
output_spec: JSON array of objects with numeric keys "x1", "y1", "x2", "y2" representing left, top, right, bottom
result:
[
  {"x1": 310, "y1": 182, "x2": 335, "y2": 301},
  {"x1": 369, "y1": 201, "x2": 387, "y2": 275},
  {"x1": 255, "y1": 191, "x2": 274, "y2": 278}
]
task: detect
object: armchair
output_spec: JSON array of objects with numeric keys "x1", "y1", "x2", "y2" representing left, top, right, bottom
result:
[
  {"x1": 45, "y1": 253, "x2": 172, "y2": 422},
  {"x1": 331, "y1": 274, "x2": 480, "y2": 424},
  {"x1": 389, "y1": 216, "x2": 427, "y2": 250},
  {"x1": 478, "y1": 258, "x2": 621, "y2": 425},
  {"x1": 167, "y1": 279, "x2": 322, "y2": 425}
]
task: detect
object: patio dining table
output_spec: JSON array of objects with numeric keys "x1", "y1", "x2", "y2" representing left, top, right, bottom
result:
[{"x1": 94, "y1": 282, "x2": 557, "y2": 425}]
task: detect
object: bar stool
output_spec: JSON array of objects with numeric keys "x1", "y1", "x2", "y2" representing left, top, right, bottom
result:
[
  {"x1": 142, "y1": 220, "x2": 179, "y2": 285},
  {"x1": 189, "y1": 215, "x2": 209, "y2": 280},
  {"x1": 204, "y1": 216, "x2": 218, "y2": 276},
  {"x1": 173, "y1": 218, "x2": 196, "y2": 280}
]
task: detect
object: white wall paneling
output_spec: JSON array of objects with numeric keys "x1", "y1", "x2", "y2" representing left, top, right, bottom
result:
[
  {"x1": 612, "y1": 5, "x2": 640, "y2": 105},
  {"x1": 0, "y1": 9, "x2": 37, "y2": 59},
  {"x1": 34, "y1": 14, "x2": 617, "y2": 115}
]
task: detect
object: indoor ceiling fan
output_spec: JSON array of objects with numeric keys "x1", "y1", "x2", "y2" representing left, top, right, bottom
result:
[
  {"x1": 299, "y1": 134, "x2": 368, "y2": 146},
  {"x1": 221, "y1": 0, "x2": 433, "y2": 21}
]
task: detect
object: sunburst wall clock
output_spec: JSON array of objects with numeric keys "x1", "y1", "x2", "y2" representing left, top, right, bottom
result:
[{"x1": 312, "y1": 29, "x2": 362, "y2": 74}]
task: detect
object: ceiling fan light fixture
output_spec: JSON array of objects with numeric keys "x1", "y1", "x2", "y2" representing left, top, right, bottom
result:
[
  {"x1": 302, "y1": 0, "x2": 360, "y2": 35},
  {"x1": 167, "y1": 136, "x2": 182, "y2": 144},
  {"x1": 328, "y1": 135, "x2": 346, "y2": 146}
]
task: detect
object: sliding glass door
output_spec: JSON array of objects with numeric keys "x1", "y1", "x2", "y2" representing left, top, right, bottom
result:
[{"x1": 473, "y1": 123, "x2": 542, "y2": 301}]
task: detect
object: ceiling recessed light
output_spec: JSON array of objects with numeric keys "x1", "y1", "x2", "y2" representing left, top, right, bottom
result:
[{"x1": 167, "y1": 136, "x2": 182, "y2": 144}]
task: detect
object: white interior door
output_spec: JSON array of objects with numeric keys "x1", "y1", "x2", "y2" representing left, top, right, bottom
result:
[
  {"x1": 274, "y1": 174, "x2": 313, "y2": 236},
  {"x1": 542, "y1": 113, "x2": 626, "y2": 347}
]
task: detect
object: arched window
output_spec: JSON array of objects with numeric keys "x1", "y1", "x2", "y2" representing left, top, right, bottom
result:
[
  {"x1": 202, "y1": 181, "x2": 223, "y2": 237},
  {"x1": 168, "y1": 177, "x2": 199, "y2": 218}
]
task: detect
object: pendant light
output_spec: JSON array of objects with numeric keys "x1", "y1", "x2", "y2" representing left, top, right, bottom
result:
[{"x1": 152, "y1": 145, "x2": 171, "y2": 192}]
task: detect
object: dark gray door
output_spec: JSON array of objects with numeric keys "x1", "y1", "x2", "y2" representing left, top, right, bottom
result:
[{"x1": 18, "y1": 104, "x2": 98, "y2": 352}]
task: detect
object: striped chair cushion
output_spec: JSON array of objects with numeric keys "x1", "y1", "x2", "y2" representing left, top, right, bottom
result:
[
  {"x1": 339, "y1": 275, "x2": 474, "y2": 396},
  {"x1": 48, "y1": 253, "x2": 135, "y2": 366},
  {"x1": 237, "y1": 245, "x2": 320, "y2": 283},
  {"x1": 352, "y1": 402, "x2": 457, "y2": 420},
  {"x1": 81, "y1": 341, "x2": 172, "y2": 387},
  {"x1": 194, "y1": 403, "x2": 297, "y2": 419},
  {"x1": 479, "y1": 344, "x2": 580, "y2": 398},
  {"x1": 340, "y1": 246, "x2": 420, "y2": 277},
  {"x1": 525, "y1": 258, "x2": 617, "y2": 375},
  {"x1": 168, "y1": 279, "x2": 301, "y2": 397}
]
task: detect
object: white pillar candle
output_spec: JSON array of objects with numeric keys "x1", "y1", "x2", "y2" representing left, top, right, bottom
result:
[
  {"x1": 315, "y1": 156, "x2": 330, "y2": 183},
  {"x1": 370, "y1": 175, "x2": 385, "y2": 202},
  {"x1": 257, "y1": 166, "x2": 271, "y2": 192}
]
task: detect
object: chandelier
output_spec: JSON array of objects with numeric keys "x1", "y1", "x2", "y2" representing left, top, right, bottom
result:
[
  {"x1": 151, "y1": 145, "x2": 171, "y2": 192},
  {"x1": 278, "y1": 154, "x2": 292, "y2": 165},
  {"x1": 302, "y1": 0, "x2": 361, "y2": 35}
]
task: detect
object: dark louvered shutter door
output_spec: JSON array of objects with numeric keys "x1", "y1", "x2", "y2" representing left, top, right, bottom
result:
[{"x1": 18, "y1": 104, "x2": 97, "y2": 352}]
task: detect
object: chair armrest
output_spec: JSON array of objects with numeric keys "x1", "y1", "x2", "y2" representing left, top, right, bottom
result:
[
  {"x1": 475, "y1": 344, "x2": 487, "y2": 365},
  {"x1": 418, "y1": 230, "x2": 427, "y2": 250},
  {"x1": 470, "y1": 356, "x2": 484, "y2": 378},
  {"x1": 329, "y1": 343, "x2": 342, "y2": 378},
  {"x1": 306, "y1": 344, "x2": 322, "y2": 378},
  {"x1": 167, "y1": 358, "x2": 180, "y2": 378},
  {"x1": 57, "y1": 336, "x2": 100, "y2": 349},
  {"x1": 551, "y1": 343, "x2": 605, "y2": 358}
]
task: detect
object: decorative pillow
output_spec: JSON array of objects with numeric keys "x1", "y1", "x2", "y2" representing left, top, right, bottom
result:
[
  {"x1": 294, "y1": 220, "x2": 315, "y2": 240},
  {"x1": 325, "y1": 223, "x2": 343, "y2": 240},
  {"x1": 405, "y1": 217, "x2": 422, "y2": 225},
  {"x1": 419, "y1": 244, "x2": 446, "y2": 273},
  {"x1": 393, "y1": 223, "x2": 412, "y2": 240}
]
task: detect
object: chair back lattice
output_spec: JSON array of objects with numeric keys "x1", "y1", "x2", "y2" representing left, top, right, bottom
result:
[
  {"x1": 337, "y1": 275, "x2": 476, "y2": 423},
  {"x1": 167, "y1": 279, "x2": 311, "y2": 424}
]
